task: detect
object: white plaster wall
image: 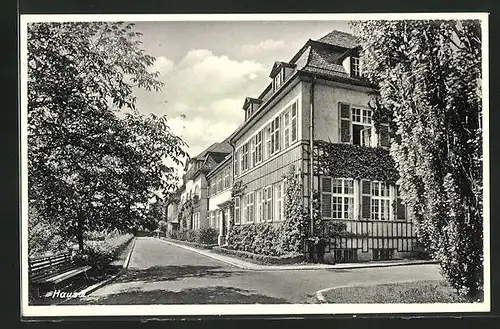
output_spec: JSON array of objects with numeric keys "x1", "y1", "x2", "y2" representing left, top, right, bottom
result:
[
  {"x1": 312, "y1": 82, "x2": 373, "y2": 143},
  {"x1": 208, "y1": 190, "x2": 232, "y2": 212}
]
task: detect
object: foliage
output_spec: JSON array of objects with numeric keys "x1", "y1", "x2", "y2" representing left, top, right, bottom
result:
[
  {"x1": 314, "y1": 141, "x2": 399, "y2": 184},
  {"x1": 226, "y1": 168, "x2": 351, "y2": 256},
  {"x1": 212, "y1": 247, "x2": 303, "y2": 265},
  {"x1": 280, "y1": 168, "x2": 307, "y2": 251},
  {"x1": 27, "y1": 22, "x2": 186, "y2": 251},
  {"x1": 28, "y1": 204, "x2": 71, "y2": 256},
  {"x1": 83, "y1": 229, "x2": 120, "y2": 241},
  {"x1": 322, "y1": 280, "x2": 481, "y2": 304},
  {"x1": 352, "y1": 20, "x2": 483, "y2": 296},
  {"x1": 177, "y1": 198, "x2": 194, "y2": 229},
  {"x1": 227, "y1": 224, "x2": 283, "y2": 256},
  {"x1": 157, "y1": 220, "x2": 168, "y2": 231},
  {"x1": 168, "y1": 227, "x2": 218, "y2": 245},
  {"x1": 197, "y1": 227, "x2": 219, "y2": 245},
  {"x1": 73, "y1": 233, "x2": 133, "y2": 269}
]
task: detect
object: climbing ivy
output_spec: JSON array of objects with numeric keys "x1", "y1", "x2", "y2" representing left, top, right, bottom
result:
[{"x1": 314, "y1": 140, "x2": 399, "y2": 184}]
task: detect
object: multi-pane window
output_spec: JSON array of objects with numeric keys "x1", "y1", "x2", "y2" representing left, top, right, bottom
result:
[
  {"x1": 252, "y1": 131, "x2": 263, "y2": 167},
  {"x1": 241, "y1": 143, "x2": 249, "y2": 172},
  {"x1": 273, "y1": 69, "x2": 283, "y2": 91},
  {"x1": 192, "y1": 212, "x2": 200, "y2": 229},
  {"x1": 339, "y1": 103, "x2": 373, "y2": 146},
  {"x1": 209, "y1": 211, "x2": 216, "y2": 228},
  {"x1": 263, "y1": 186, "x2": 273, "y2": 221},
  {"x1": 244, "y1": 192, "x2": 255, "y2": 224},
  {"x1": 351, "y1": 56, "x2": 361, "y2": 77},
  {"x1": 223, "y1": 167, "x2": 230, "y2": 189},
  {"x1": 371, "y1": 181, "x2": 391, "y2": 221},
  {"x1": 291, "y1": 101, "x2": 298, "y2": 142},
  {"x1": 270, "y1": 117, "x2": 280, "y2": 155},
  {"x1": 321, "y1": 177, "x2": 354, "y2": 220},
  {"x1": 283, "y1": 110, "x2": 290, "y2": 148},
  {"x1": 234, "y1": 149, "x2": 240, "y2": 177},
  {"x1": 274, "y1": 183, "x2": 284, "y2": 221},
  {"x1": 256, "y1": 189, "x2": 263, "y2": 223},
  {"x1": 234, "y1": 197, "x2": 241, "y2": 225},
  {"x1": 217, "y1": 174, "x2": 223, "y2": 193},
  {"x1": 216, "y1": 210, "x2": 221, "y2": 229},
  {"x1": 265, "y1": 125, "x2": 272, "y2": 158},
  {"x1": 339, "y1": 103, "x2": 391, "y2": 148}
]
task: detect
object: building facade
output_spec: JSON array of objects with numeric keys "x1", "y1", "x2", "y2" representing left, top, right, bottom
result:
[{"x1": 171, "y1": 30, "x2": 417, "y2": 263}]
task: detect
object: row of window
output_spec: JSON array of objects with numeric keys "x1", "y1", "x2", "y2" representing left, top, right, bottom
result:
[
  {"x1": 208, "y1": 166, "x2": 232, "y2": 197},
  {"x1": 321, "y1": 177, "x2": 406, "y2": 221},
  {"x1": 233, "y1": 182, "x2": 285, "y2": 225},
  {"x1": 234, "y1": 99, "x2": 299, "y2": 177}
]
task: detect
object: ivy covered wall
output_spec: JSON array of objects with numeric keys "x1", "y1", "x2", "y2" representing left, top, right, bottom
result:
[{"x1": 313, "y1": 140, "x2": 399, "y2": 184}]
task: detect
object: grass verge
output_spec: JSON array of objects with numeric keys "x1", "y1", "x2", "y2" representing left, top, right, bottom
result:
[{"x1": 321, "y1": 280, "x2": 484, "y2": 304}]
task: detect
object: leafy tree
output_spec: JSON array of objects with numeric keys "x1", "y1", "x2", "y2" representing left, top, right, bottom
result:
[
  {"x1": 28, "y1": 22, "x2": 186, "y2": 251},
  {"x1": 352, "y1": 20, "x2": 482, "y2": 297}
]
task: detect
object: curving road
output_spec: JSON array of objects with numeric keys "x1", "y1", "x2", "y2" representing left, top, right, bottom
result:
[{"x1": 73, "y1": 237, "x2": 443, "y2": 304}]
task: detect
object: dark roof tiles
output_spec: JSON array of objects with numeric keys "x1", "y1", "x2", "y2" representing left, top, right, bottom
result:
[{"x1": 316, "y1": 30, "x2": 360, "y2": 49}]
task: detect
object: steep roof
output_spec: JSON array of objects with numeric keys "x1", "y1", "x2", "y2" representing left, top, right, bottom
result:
[
  {"x1": 316, "y1": 30, "x2": 360, "y2": 49},
  {"x1": 193, "y1": 140, "x2": 231, "y2": 160}
]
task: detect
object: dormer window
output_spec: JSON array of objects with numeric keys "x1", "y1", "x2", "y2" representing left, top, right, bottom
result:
[
  {"x1": 351, "y1": 56, "x2": 361, "y2": 77},
  {"x1": 273, "y1": 69, "x2": 284, "y2": 91}
]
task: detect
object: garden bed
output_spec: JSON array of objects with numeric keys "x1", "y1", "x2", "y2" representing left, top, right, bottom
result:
[
  {"x1": 212, "y1": 246, "x2": 304, "y2": 265},
  {"x1": 162, "y1": 237, "x2": 218, "y2": 250},
  {"x1": 321, "y1": 280, "x2": 484, "y2": 304}
]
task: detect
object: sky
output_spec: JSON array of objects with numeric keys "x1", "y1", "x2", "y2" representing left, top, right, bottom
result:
[{"x1": 131, "y1": 20, "x2": 352, "y2": 158}]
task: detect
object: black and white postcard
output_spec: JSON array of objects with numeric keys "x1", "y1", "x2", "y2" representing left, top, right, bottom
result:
[{"x1": 20, "y1": 13, "x2": 490, "y2": 318}]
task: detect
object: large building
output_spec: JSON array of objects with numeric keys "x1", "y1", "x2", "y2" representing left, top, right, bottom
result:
[{"x1": 168, "y1": 30, "x2": 417, "y2": 262}]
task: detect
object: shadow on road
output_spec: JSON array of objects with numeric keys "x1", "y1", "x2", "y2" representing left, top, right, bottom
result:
[
  {"x1": 114, "y1": 265, "x2": 243, "y2": 284},
  {"x1": 67, "y1": 285, "x2": 290, "y2": 304}
]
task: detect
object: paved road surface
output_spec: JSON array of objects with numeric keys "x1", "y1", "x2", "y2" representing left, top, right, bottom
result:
[{"x1": 73, "y1": 237, "x2": 443, "y2": 304}]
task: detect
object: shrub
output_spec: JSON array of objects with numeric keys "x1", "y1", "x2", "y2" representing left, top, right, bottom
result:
[
  {"x1": 168, "y1": 230, "x2": 179, "y2": 239},
  {"x1": 185, "y1": 229, "x2": 198, "y2": 242},
  {"x1": 227, "y1": 223, "x2": 288, "y2": 256},
  {"x1": 73, "y1": 233, "x2": 133, "y2": 269},
  {"x1": 213, "y1": 246, "x2": 302, "y2": 265},
  {"x1": 197, "y1": 227, "x2": 218, "y2": 245},
  {"x1": 28, "y1": 206, "x2": 71, "y2": 257}
]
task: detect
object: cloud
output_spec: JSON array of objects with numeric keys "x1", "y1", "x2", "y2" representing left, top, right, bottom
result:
[
  {"x1": 135, "y1": 49, "x2": 269, "y2": 158},
  {"x1": 152, "y1": 56, "x2": 174, "y2": 75},
  {"x1": 240, "y1": 39, "x2": 294, "y2": 66},
  {"x1": 241, "y1": 39, "x2": 288, "y2": 55}
]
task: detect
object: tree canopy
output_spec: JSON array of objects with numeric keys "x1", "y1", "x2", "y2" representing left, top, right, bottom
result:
[
  {"x1": 27, "y1": 22, "x2": 186, "y2": 251},
  {"x1": 352, "y1": 20, "x2": 483, "y2": 296}
]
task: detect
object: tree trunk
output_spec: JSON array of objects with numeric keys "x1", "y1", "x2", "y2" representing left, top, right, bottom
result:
[{"x1": 77, "y1": 213, "x2": 84, "y2": 252}]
